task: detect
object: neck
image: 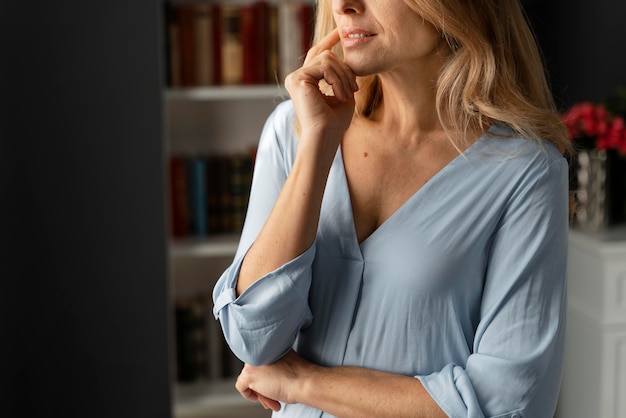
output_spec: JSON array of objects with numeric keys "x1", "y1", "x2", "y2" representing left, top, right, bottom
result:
[
  {"x1": 365, "y1": 49, "x2": 448, "y2": 146},
  {"x1": 364, "y1": 77, "x2": 442, "y2": 148}
]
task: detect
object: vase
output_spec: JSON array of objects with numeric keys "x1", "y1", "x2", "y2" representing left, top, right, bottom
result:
[{"x1": 572, "y1": 149, "x2": 626, "y2": 231}]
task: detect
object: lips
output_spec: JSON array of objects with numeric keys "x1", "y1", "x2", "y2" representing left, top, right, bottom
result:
[
  {"x1": 346, "y1": 33, "x2": 372, "y2": 39},
  {"x1": 342, "y1": 28, "x2": 375, "y2": 39},
  {"x1": 341, "y1": 28, "x2": 376, "y2": 47}
]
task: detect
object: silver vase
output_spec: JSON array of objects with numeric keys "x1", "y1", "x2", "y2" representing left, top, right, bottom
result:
[
  {"x1": 573, "y1": 149, "x2": 626, "y2": 231},
  {"x1": 574, "y1": 149, "x2": 608, "y2": 230}
]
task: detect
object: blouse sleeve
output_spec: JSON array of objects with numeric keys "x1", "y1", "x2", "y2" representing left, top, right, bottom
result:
[
  {"x1": 212, "y1": 101, "x2": 314, "y2": 366},
  {"x1": 418, "y1": 155, "x2": 569, "y2": 418}
]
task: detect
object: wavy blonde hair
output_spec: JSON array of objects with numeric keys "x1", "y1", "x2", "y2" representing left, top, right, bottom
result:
[{"x1": 312, "y1": 0, "x2": 571, "y2": 156}]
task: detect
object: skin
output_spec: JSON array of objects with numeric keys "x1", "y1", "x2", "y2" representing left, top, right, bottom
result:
[{"x1": 233, "y1": 0, "x2": 477, "y2": 415}]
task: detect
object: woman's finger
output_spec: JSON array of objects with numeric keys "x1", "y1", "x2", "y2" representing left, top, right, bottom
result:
[
  {"x1": 304, "y1": 29, "x2": 340, "y2": 63},
  {"x1": 303, "y1": 29, "x2": 358, "y2": 97},
  {"x1": 294, "y1": 51, "x2": 357, "y2": 101},
  {"x1": 238, "y1": 385, "x2": 258, "y2": 402},
  {"x1": 236, "y1": 367, "x2": 281, "y2": 412},
  {"x1": 257, "y1": 394, "x2": 281, "y2": 412},
  {"x1": 314, "y1": 52, "x2": 355, "y2": 100},
  {"x1": 235, "y1": 372, "x2": 257, "y2": 402}
]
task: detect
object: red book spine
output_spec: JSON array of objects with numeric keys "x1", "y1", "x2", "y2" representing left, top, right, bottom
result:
[
  {"x1": 240, "y1": 5, "x2": 256, "y2": 84},
  {"x1": 299, "y1": 3, "x2": 314, "y2": 56},
  {"x1": 253, "y1": 1, "x2": 269, "y2": 84},
  {"x1": 178, "y1": 4, "x2": 197, "y2": 87},
  {"x1": 265, "y1": 4, "x2": 279, "y2": 84},
  {"x1": 169, "y1": 156, "x2": 189, "y2": 238},
  {"x1": 212, "y1": 4, "x2": 223, "y2": 85}
]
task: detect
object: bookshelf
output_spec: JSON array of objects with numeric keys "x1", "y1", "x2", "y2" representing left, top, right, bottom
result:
[
  {"x1": 166, "y1": 84, "x2": 284, "y2": 418},
  {"x1": 162, "y1": 0, "x2": 313, "y2": 415}
]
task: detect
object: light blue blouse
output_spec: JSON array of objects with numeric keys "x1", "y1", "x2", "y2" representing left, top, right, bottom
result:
[{"x1": 213, "y1": 100, "x2": 569, "y2": 418}]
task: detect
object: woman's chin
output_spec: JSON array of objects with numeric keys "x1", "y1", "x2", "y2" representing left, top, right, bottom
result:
[
  {"x1": 346, "y1": 62, "x2": 377, "y2": 78},
  {"x1": 343, "y1": 56, "x2": 382, "y2": 78}
]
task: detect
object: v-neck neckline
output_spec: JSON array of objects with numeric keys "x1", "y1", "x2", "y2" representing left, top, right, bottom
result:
[{"x1": 337, "y1": 130, "x2": 488, "y2": 251}]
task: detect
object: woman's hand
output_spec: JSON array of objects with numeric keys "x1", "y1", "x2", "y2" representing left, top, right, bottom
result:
[
  {"x1": 235, "y1": 30, "x2": 357, "y2": 295},
  {"x1": 235, "y1": 350, "x2": 447, "y2": 418},
  {"x1": 235, "y1": 350, "x2": 314, "y2": 412},
  {"x1": 284, "y1": 29, "x2": 359, "y2": 144}
]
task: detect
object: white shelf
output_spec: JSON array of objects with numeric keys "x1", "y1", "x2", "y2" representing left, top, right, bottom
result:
[
  {"x1": 165, "y1": 85, "x2": 288, "y2": 101},
  {"x1": 170, "y1": 235, "x2": 240, "y2": 258},
  {"x1": 555, "y1": 229, "x2": 626, "y2": 418}
]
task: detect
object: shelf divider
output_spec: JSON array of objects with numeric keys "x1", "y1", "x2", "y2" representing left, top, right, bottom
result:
[
  {"x1": 170, "y1": 234, "x2": 240, "y2": 258},
  {"x1": 165, "y1": 85, "x2": 288, "y2": 102}
]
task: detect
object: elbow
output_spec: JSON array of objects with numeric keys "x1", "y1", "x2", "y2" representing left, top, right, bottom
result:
[{"x1": 217, "y1": 308, "x2": 310, "y2": 366}]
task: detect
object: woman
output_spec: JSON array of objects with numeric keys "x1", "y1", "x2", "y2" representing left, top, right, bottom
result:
[{"x1": 212, "y1": 0, "x2": 571, "y2": 416}]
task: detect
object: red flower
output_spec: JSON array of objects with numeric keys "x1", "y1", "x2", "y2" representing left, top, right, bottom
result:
[{"x1": 561, "y1": 102, "x2": 626, "y2": 155}]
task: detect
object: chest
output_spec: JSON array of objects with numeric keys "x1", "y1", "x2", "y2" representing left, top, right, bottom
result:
[{"x1": 341, "y1": 132, "x2": 461, "y2": 244}]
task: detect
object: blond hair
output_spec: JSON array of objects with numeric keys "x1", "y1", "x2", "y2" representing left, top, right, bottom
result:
[{"x1": 312, "y1": 0, "x2": 571, "y2": 155}]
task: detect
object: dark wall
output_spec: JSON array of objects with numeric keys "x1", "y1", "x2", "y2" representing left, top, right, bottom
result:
[
  {"x1": 525, "y1": 0, "x2": 626, "y2": 109},
  {"x1": 0, "y1": 1, "x2": 171, "y2": 417}
]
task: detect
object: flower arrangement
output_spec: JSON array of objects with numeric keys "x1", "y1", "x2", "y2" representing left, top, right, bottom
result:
[
  {"x1": 563, "y1": 97, "x2": 626, "y2": 229},
  {"x1": 561, "y1": 102, "x2": 626, "y2": 154}
]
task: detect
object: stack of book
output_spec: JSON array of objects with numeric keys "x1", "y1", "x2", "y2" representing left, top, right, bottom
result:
[
  {"x1": 174, "y1": 292, "x2": 243, "y2": 382},
  {"x1": 164, "y1": 0, "x2": 315, "y2": 87},
  {"x1": 168, "y1": 151, "x2": 255, "y2": 239}
]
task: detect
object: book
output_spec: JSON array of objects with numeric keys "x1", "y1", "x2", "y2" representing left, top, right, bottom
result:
[
  {"x1": 241, "y1": 1, "x2": 271, "y2": 84},
  {"x1": 175, "y1": 290, "x2": 248, "y2": 382},
  {"x1": 178, "y1": 4, "x2": 197, "y2": 86},
  {"x1": 174, "y1": 295, "x2": 210, "y2": 382},
  {"x1": 206, "y1": 155, "x2": 222, "y2": 233},
  {"x1": 217, "y1": 156, "x2": 234, "y2": 232},
  {"x1": 169, "y1": 152, "x2": 256, "y2": 238},
  {"x1": 299, "y1": 2, "x2": 314, "y2": 55},
  {"x1": 240, "y1": 4, "x2": 257, "y2": 85},
  {"x1": 229, "y1": 154, "x2": 252, "y2": 233},
  {"x1": 169, "y1": 156, "x2": 189, "y2": 238},
  {"x1": 164, "y1": 1, "x2": 315, "y2": 87},
  {"x1": 265, "y1": 4, "x2": 280, "y2": 84},
  {"x1": 186, "y1": 156, "x2": 208, "y2": 237},
  {"x1": 193, "y1": 3, "x2": 215, "y2": 86},
  {"x1": 211, "y1": 3, "x2": 223, "y2": 85},
  {"x1": 220, "y1": 4, "x2": 243, "y2": 85},
  {"x1": 253, "y1": 1, "x2": 270, "y2": 84},
  {"x1": 165, "y1": 2, "x2": 182, "y2": 87},
  {"x1": 206, "y1": 296, "x2": 225, "y2": 380},
  {"x1": 278, "y1": 0, "x2": 302, "y2": 81}
]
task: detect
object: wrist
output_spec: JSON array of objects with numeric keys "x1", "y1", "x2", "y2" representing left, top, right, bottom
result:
[
  {"x1": 295, "y1": 361, "x2": 325, "y2": 407},
  {"x1": 301, "y1": 130, "x2": 341, "y2": 150}
]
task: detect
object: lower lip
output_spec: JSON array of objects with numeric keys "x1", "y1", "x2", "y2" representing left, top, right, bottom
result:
[{"x1": 342, "y1": 35, "x2": 375, "y2": 48}]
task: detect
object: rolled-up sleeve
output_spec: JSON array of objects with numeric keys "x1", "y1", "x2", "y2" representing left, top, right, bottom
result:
[
  {"x1": 213, "y1": 245, "x2": 315, "y2": 366},
  {"x1": 212, "y1": 100, "x2": 314, "y2": 366},
  {"x1": 418, "y1": 156, "x2": 569, "y2": 418}
]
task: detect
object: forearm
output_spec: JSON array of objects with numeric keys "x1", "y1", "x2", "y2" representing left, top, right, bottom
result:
[
  {"x1": 299, "y1": 364, "x2": 447, "y2": 418},
  {"x1": 238, "y1": 351, "x2": 447, "y2": 418},
  {"x1": 236, "y1": 131, "x2": 339, "y2": 296},
  {"x1": 234, "y1": 29, "x2": 358, "y2": 296}
]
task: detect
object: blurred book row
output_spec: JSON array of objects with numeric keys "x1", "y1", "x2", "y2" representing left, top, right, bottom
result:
[
  {"x1": 168, "y1": 151, "x2": 255, "y2": 238},
  {"x1": 164, "y1": 0, "x2": 315, "y2": 87},
  {"x1": 174, "y1": 292, "x2": 243, "y2": 382}
]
